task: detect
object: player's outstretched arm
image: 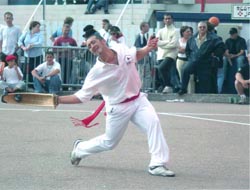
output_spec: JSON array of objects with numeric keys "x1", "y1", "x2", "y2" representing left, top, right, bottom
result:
[
  {"x1": 58, "y1": 95, "x2": 82, "y2": 105},
  {"x1": 136, "y1": 36, "x2": 158, "y2": 61}
]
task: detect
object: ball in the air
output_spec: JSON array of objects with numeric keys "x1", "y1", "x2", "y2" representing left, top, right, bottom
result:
[{"x1": 208, "y1": 16, "x2": 220, "y2": 27}]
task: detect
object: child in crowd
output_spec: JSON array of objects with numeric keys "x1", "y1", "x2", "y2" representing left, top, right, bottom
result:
[
  {"x1": 31, "y1": 51, "x2": 61, "y2": 95},
  {"x1": 0, "y1": 55, "x2": 25, "y2": 94}
]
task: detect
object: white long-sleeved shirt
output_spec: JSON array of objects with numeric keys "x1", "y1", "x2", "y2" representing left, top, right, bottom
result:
[{"x1": 156, "y1": 24, "x2": 179, "y2": 61}]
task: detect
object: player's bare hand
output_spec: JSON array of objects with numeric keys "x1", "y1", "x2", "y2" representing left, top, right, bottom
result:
[{"x1": 147, "y1": 36, "x2": 158, "y2": 50}]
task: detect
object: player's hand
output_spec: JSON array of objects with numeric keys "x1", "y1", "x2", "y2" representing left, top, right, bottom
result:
[{"x1": 147, "y1": 35, "x2": 158, "y2": 50}]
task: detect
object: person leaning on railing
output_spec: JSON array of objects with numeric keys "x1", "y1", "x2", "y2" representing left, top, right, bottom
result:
[{"x1": 18, "y1": 21, "x2": 44, "y2": 86}]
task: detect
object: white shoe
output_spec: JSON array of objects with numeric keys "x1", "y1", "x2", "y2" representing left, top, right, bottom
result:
[
  {"x1": 148, "y1": 166, "x2": 175, "y2": 177},
  {"x1": 162, "y1": 86, "x2": 173, "y2": 94},
  {"x1": 70, "y1": 139, "x2": 82, "y2": 166},
  {"x1": 238, "y1": 95, "x2": 247, "y2": 104}
]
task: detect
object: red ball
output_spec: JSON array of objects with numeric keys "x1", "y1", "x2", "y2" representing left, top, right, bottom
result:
[{"x1": 208, "y1": 16, "x2": 220, "y2": 27}]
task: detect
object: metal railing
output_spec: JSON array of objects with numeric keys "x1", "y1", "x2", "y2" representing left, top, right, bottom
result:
[{"x1": 18, "y1": 46, "x2": 157, "y2": 92}]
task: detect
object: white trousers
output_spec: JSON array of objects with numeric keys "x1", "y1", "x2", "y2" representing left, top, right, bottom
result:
[{"x1": 75, "y1": 93, "x2": 170, "y2": 167}]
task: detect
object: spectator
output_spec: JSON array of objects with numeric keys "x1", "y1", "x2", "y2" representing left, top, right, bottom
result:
[
  {"x1": 207, "y1": 21, "x2": 225, "y2": 94},
  {"x1": 0, "y1": 12, "x2": 21, "y2": 64},
  {"x1": 98, "y1": 19, "x2": 112, "y2": 44},
  {"x1": 176, "y1": 26, "x2": 193, "y2": 93},
  {"x1": 224, "y1": 27, "x2": 247, "y2": 69},
  {"x1": 109, "y1": 26, "x2": 126, "y2": 46},
  {"x1": 178, "y1": 21, "x2": 225, "y2": 95},
  {"x1": 18, "y1": 21, "x2": 44, "y2": 85},
  {"x1": 134, "y1": 21, "x2": 151, "y2": 92},
  {"x1": 53, "y1": 23, "x2": 77, "y2": 86},
  {"x1": 0, "y1": 55, "x2": 25, "y2": 94},
  {"x1": 31, "y1": 51, "x2": 61, "y2": 95},
  {"x1": 234, "y1": 53, "x2": 250, "y2": 104},
  {"x1": 223, "y1": 27, "x2": 247, "y2": 94},
  {"x1": 156, "y1": 13, "x2": 181, "y2": 93},
  {"x1": 84, "y1": 0, "x2": 109, "y2": 14},
  {"x1": 134, "y1": 21, "x2": 149, "y2": 48},
  {"x1": 246, "y1": 39, "x2": 250, "y2": 54},
  {"x1": 50, "y1": 17, "x2": 74, "y2": 43}
]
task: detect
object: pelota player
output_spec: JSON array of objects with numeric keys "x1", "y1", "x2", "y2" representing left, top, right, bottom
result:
[{"x1": 57, "y1": 28, "x2": 175, "y2": 177}]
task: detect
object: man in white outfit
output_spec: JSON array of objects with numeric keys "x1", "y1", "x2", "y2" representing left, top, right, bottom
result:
[
  {"x1": 0, "y1": 12, "x2": 21, "y2": 63},
  {"x1": 57, "y1": 29, "x2": 175, "y2": 177}
]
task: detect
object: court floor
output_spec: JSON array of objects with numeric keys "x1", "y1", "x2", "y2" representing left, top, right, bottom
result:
[{"x1": 0, "y1": 100, "x2": 249, "y2": 190}]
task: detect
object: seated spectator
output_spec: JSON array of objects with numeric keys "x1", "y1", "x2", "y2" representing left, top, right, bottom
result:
[
  {"x1": 235, "y1": 53, "x2": 250, "y2": 104},
  {"x1": 84, "y1": 0, "x2": 109, "y2": 14},
  {"x1": 0, "y1": 55, "x2": 25, "y2": 94},
  {"x1": 31, "y1": 51, "x2": 61, "y2": 95},
  {"x1": 224, "y1": 27, "x2": 247, "y2": 69},
  {"x1": 50, "y1": 17, "x2": 74, "y2": 42},
  {"x1": 109, "y1": 26, "x2": 126, "y2": 46},
  {"x1": 223, "y1": 27, "x2": 247, "y2": 94}
]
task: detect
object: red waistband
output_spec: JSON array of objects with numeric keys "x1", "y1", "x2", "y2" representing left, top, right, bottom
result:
[{"x1": 121, "y1": 92, "x2": 140, "y2": 103}]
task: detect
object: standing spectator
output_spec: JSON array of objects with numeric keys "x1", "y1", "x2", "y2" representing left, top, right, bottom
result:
[
  {"x1": 234, "y1": 53, "x2": 250, "y2": 104},
  {"x1": 31, "y1": 51, "x2": 61, "y2": 95},
  {"x1": 178, "y1": 21, "x2": 225, "y2": 95},
  {"x1": 0, "y1": 12, "x2": 21, "y2": 64},
  {"x1": 176, "y1": 26, "x2": 193, "y2": 93},
  {"x1": 207, "y1": 22, "x2": 225, "y2": 94},
  {"x1": 134, "y1": 21, "x2": 149, "y2": 48},
  {"x1": 84, "y1": 0, "x2": 109, "y2": 14},
  {"x1": 0, "y1": 55, "x2": 25, "y2": 94},
  {"x1": 53, "y1": 23, "x2": 77, "y2": 86},
  {"x1": 156, "y1": 14, "x2": 181, "y2": 93},
  {"x1": 50, "y1": 17, "x2": 74, "y2": 43},
  {"x1": 109, "y1": 26, "x2": 126, "y2": 46},
  {"x1": 134, "y1": 21, "x2": 151, "y2": 92},
  {"x1": 98, "y1": 19, "x2": 112, "y2": 44},
  {"x1": 18, "y1": 21, "x2": 44, "y2": 86}
]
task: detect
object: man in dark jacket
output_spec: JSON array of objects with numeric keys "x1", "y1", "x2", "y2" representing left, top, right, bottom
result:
[{"x1": 178, "y1": 21, "x2": 225, "y2": 95}]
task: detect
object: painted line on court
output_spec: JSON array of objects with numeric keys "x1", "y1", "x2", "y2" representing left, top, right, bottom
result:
[
  {"x1": 159, "y1": 112, "x2": 250, "y2": 126},
  {"x1": 0, "y1": 107, "x2": 249, "y2": 126}
]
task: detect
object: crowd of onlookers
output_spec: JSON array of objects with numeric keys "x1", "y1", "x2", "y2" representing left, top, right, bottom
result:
[{"x1": 0, "y1": 11, "x2": 249, "y2": 104}]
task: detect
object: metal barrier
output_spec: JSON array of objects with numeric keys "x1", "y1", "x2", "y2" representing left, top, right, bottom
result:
[{"x1": 18, "y1": 46, "x2": 157, "y2": 92}]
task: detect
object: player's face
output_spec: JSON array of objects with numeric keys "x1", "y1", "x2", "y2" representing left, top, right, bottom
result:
[{"x1": 86, "y1": 36, "x2": 105, "y2": 56}]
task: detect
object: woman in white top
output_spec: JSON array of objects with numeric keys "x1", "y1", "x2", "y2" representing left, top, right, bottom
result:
[{"x1": 176, "y1": 26, "x2": 193, "y2": 92}]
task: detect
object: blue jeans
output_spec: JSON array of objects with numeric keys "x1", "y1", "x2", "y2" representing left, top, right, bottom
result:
[
  {"x1": 33, "y1": 75, "x2": 61, "y2": 95},
  {"x1": 217, "y1": 67, "x2": 224, "y2": 94}
]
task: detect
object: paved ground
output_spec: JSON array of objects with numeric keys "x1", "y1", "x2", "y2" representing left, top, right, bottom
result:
[{"x1": 0, "y1": 100, "x2": 249, "y2": 190}]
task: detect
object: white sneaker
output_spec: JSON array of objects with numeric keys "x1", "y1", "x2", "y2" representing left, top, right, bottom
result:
[
  {"x1": 148, "y1": 166, "x2": 175, "y2": 177},
  {"x1": 70, "y1": 139, "x2": 82, "y2": 166},
  {"x1": 238, "y1": 95, "x2": 247, "y2": 104},
  {"x1": 162, "y1": 86, "x2": 173, "y2": 94}
]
